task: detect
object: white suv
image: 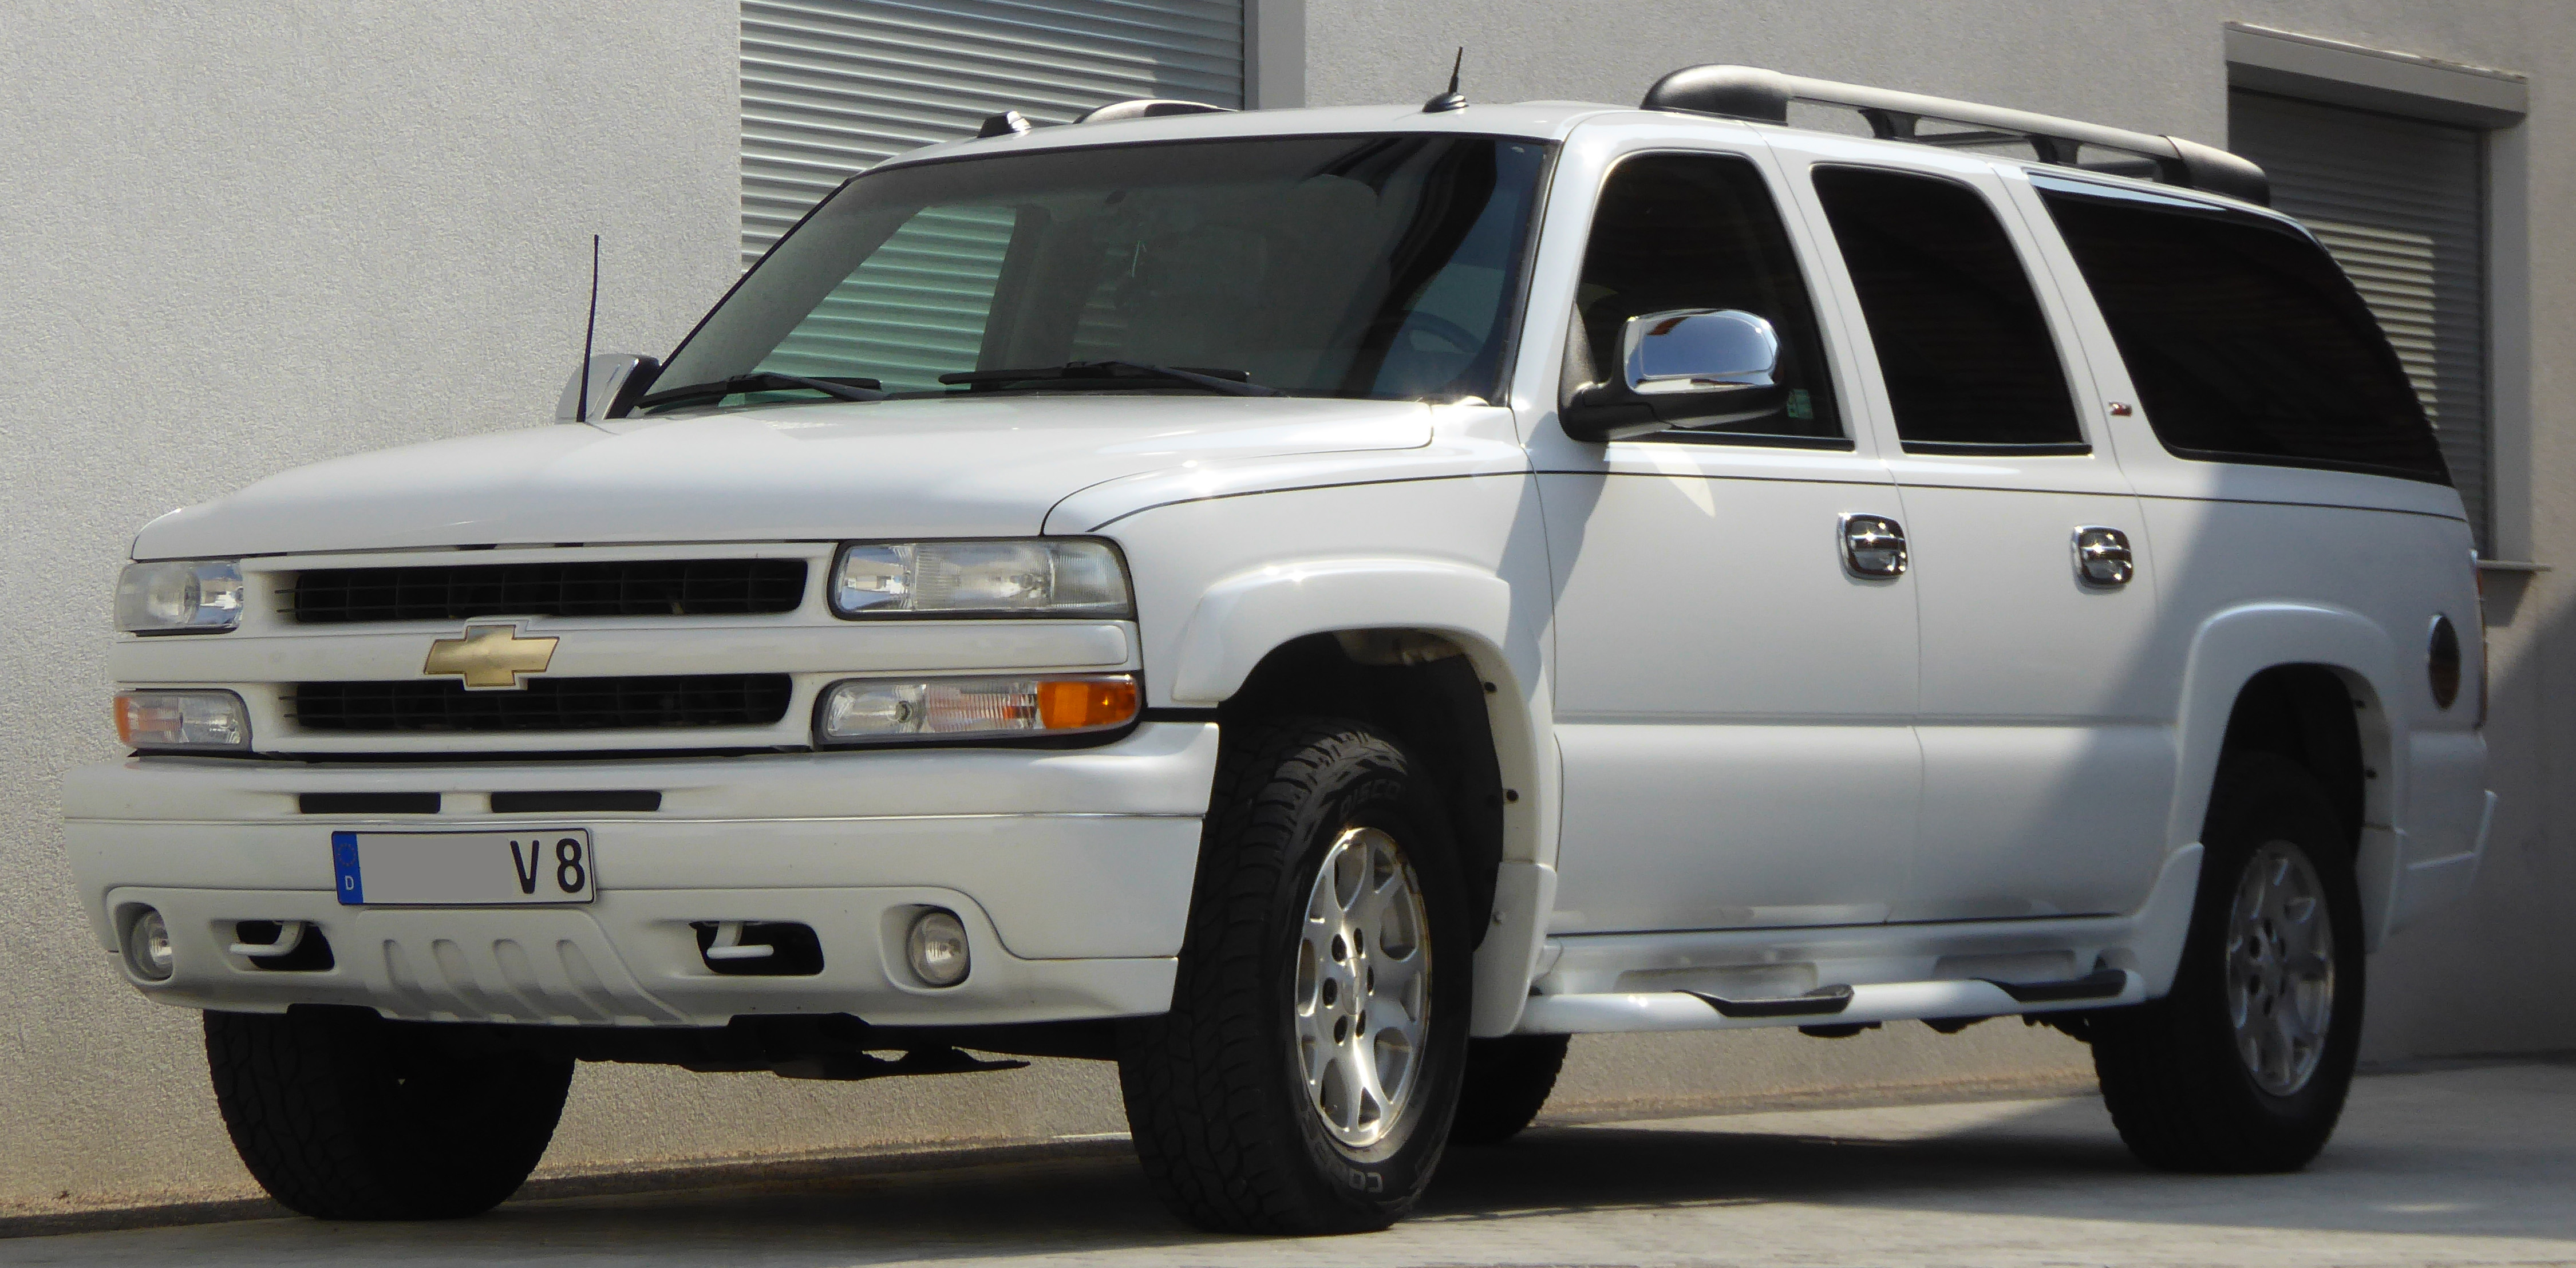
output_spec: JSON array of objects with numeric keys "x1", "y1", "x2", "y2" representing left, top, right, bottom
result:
[{"x1": 68, "y1": 66, "x2": 2493, "y2": 1233}]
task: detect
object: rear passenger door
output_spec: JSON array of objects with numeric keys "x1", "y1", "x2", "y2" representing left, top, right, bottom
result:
[{"x1": 1782, "y1": 145, "x2": 2175, "y2": 921}]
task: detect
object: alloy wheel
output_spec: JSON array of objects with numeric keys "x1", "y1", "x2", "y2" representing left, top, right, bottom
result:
[
  {"x1": 1292, "y1": 826, "x2": 1433, "y2": 1149},
  {"x1": 2225, "y1": 840, "x2": 2336, "y2": 1096}
]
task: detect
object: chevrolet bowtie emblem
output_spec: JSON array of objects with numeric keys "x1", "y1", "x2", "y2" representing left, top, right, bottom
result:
[{"x1": 422, "y1": 625, "x2": 559, "y2": 690}]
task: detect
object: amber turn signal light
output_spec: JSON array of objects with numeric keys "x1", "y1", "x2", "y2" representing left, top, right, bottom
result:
[{"x1": 1037, "y1": 677, "x2": 1140, "y2": 730}]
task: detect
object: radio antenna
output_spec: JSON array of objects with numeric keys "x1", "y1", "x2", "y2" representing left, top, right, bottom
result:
[
  {"x1": 575, "y1": 234, "x2": 600, "y2": 421},
  {"x1": 1423, "y1": 48, "x2": 1467, "y2": 113}
]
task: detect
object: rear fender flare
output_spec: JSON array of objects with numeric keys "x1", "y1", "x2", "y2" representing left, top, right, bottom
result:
[{"x1": 2174, "y1": 602, "x2": 2401, "y2": 949}]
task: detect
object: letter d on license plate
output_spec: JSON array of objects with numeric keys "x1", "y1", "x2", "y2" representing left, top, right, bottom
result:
[{"x1": 333, "y1": 830, "x2": 595, "y2": 906}]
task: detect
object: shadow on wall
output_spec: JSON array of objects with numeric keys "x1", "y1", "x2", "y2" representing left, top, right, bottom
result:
[{"x1": 2362, "y1": 566, "x2": 2575, "y2": 1058}]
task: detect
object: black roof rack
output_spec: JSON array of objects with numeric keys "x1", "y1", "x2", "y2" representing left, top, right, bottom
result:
[
  {"x1": 1639, "y1": 65, "x2": 2268, "y2": 206},
  {"x1": 1076, "y1": 98, "x2": 1236, "y2": 125}
]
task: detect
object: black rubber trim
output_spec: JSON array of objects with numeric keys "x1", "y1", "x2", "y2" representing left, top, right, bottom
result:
[
  {"x1": 1985, "y1": 968, "x2": 2128, "y2": 1003},
  {"x1": 489, "y1": 790, "x2": 661, "y2": 813},
  {"x1": 1685, "y1": 983, "x2": 1854, "y2": 1018},
  {"x1": 1628, "y1": 430, "x2": 1856, "y2": 451},
  {"x1": 298, "y1": 792, "x2": 440, "y2": 815},
  {"x1": 808, "y1": 715, "x2": 1144, "y2": 753},
  {"x1": 1900, "y1": 440, "x2": 2093, "y2": 456},
  {"x1": 1141, "y1": 707, "x2": 1223, "y2": 722}
]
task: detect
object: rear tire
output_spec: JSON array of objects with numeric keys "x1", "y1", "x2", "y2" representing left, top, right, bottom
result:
[
  {"x1": 2091, "y1": 752, "x2": 2365, "y2": 1172},
  {"x1": 1117, "y1": 717, "x2": 1473, "y2": 1234},
  {"x1": 206, "y1": 1008, "x2": 572, "y2": 1220},
  {"x1": 1448, "y1": 1034, "x2": 1568, "y2": 1145}
]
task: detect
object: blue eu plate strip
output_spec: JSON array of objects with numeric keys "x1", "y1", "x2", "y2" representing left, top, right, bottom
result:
[{"x1": 332, "y1": 832, "x2": 364, "y2": 905}]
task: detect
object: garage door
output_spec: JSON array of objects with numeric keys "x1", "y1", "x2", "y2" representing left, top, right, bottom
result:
[
  {"x1": 2229, "y1": 90, "x2": 2488, "y2": 547},
  {"x1": 742, "y1": 0, "x2": 1247, "y2": 270}
]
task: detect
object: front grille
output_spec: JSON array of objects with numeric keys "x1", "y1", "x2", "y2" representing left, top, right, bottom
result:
[
  {"x1": 290, "y1": 560, "x2": 808, "y2": 623},
  {"x1": 290, "y1": 676, "x2": 794, "y2": 733}
]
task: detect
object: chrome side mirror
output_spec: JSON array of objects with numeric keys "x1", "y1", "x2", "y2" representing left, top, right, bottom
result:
[
  {"x1": 556, "y1": 353, "x2": 659, "y2": 422},
  {"x1": 1621, "y1": 309, "x2": 1779, "y2": 396}
]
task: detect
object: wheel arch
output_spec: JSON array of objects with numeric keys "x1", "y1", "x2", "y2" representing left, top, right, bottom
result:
[
  {"x1": 1168, "y1": 559, "x2": 1556, "y2": 1036},
  {"x1": 2174, "y1": 604, "x2": 2403, "y2": 950}
]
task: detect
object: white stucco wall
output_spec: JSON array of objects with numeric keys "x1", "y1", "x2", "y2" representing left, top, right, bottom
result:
[
  {"x1": 3, "y1": 0, "x2": 2567, "y2": 1219},
  {"x1": 0, "y1": 0, "x2": 748, "y2": 1211}
]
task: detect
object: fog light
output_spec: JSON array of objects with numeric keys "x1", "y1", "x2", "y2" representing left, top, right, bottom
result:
[
  {"x1": 905, "y1": 908, "x2": 970, "y2": 987},
  {"x1": 123, "y1": 907, "x2": 175, "y2": 982}
]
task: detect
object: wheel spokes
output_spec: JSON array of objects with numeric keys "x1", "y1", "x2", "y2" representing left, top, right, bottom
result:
[
  {"x1": 1288, "y1": 826, "x2": 1432, "y2": 1150},
  {"x1": 2226, "y1": 840, "x2": 2336, "y2": 1097}
]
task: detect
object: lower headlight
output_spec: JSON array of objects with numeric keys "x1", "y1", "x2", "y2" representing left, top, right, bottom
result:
[
  {"x1": 815, "y1": 674, "x2": 1139, "y2": 745},
  {"x1": 115, "y1": 690, "x2": 251, "y2": 750}
]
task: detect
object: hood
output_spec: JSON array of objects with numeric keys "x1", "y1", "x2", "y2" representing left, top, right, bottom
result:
[{"x1": 133, "y1": 396, "x2": 1433, "y2": 558}]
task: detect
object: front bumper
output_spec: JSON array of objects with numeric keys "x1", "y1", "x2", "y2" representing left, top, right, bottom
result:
[{"x1": 64, "y1": 722, "x2": 1217, "y2": 1028}]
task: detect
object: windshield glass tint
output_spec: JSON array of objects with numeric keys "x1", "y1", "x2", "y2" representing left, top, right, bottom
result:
[{"x1": 658, "y1": 135, "x2": 1551, "y2": 403}]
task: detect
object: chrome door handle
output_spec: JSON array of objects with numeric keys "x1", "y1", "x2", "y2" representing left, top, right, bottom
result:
[
  {"x1": 2074, "y1": 526, "x2": 2135, "y2": 586},
  {"x1": 1841, "y1": 513, "x2": 1909, "y2": 578}
]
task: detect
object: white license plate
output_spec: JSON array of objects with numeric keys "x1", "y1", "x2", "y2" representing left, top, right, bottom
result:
[{"x1": 332, "y1": 830, "x2": 594, "y2": 906}]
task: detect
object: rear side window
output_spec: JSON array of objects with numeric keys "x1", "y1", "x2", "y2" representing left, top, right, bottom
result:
[
  {"x1": 1813, "y1": 167, "x2": 2083, "y2": 452},
  {"x1": 2037, "y1": 180, "x2": 2448, "y2": 484}
]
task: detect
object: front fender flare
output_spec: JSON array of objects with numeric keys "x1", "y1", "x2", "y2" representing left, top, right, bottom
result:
[{"x1": 1163, "y1": 558, "x2": 1515, "y2": 704}]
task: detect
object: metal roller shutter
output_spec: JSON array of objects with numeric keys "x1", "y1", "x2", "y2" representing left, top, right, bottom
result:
[
  {"x1": 741, "y1": 0, "x2": 1246, "y2": 271},
  {"x1": 2229, "y1": 90, "x2": 2489, "y2": 547}
]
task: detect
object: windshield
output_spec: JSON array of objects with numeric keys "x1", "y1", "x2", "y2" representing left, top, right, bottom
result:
[{"x1": 654, "y1": 134, "x2": 1551, "y2": 407}]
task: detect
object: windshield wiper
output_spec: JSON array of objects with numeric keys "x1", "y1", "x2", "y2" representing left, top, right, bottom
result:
[
  {"x1": 939, "y1": 360, "x2": 1283, "y2": 397},
  {"x1": 635, "y1": 372, "x2": 888, "y2": 409}
]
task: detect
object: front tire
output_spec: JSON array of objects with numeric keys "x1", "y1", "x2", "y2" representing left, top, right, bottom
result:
[
  {"x1": 1117, "y1": 718, "x2": 1473, "y2": 1234},
  {"x1": 2091, "y1": 752, "x2": 2366, "y2": 1172},
  {"x1": 206, "y1": 1008, "x2": 572, "y2": 1220}
]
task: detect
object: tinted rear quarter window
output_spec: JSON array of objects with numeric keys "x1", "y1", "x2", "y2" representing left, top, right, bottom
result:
[
  {"x1": 1814, "y1": 166, "x2": 2083, "y2": 452},
  {"x1": 2036, "y1": 180, "x2": 2448, "y2": 484}
]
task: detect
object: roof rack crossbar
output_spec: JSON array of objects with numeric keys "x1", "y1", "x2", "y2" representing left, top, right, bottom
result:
[{"x1": 1640, "y1": 65, "x2": 2267, "y2": 206}]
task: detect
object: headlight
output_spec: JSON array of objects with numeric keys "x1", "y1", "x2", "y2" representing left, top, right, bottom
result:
[
  {"x1": 816, "y1": 674, "x2": 1139, "y2": 745},
  {"x1": 829, "y1": 540, "x2": 1131, "y2": 618},
  {"x1": 116, "y1": 560, "x2": 244, "y2": 634},
  {"x1": 115, "y1": 690, "x2": 251, "y2": 750}
]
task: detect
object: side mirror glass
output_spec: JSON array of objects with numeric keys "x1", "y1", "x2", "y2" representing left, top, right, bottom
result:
[
  {"x1": 556, "y1": 353, "x2": 660, "y2": 422},
  {"x1": 1621, "y1": 309, "x2": 1779, "y2": 396}
]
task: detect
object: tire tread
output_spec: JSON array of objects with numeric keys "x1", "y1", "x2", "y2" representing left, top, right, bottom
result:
[
  {"x1": 2092, "y1": 752, "x2": 2364, "y2": 1173},
  {"x1": 1119, "y1": 717, "x2": 1462, "y2": 1233}
]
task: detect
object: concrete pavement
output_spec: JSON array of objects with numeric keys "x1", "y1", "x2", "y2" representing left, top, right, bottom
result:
[{"x1": 11, "y1": 1058, "x2": 2573, "y2": 1267}]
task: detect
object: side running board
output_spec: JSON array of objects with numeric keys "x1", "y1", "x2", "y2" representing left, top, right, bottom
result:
[
  {"x1": 1515, "y1": 970, "x2": 2143, "y2": 1036},
  {"x1": 1685, "y1": 984, "x2": 1854, "y2": 1018}
]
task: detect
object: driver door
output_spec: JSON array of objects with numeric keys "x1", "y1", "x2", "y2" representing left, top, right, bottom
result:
[{"x1": 1538, "y1": 145, "x2": 1921, "y2": 935}]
